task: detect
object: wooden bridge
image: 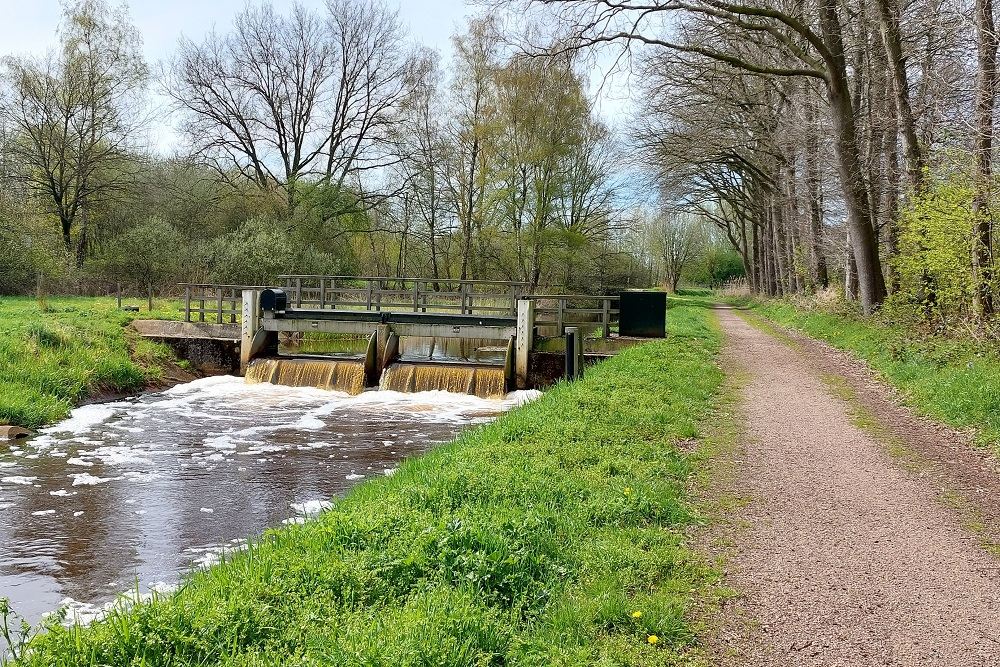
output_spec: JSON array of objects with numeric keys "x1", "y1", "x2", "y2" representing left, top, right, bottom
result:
[
  {"x1": 180, "y1": 276, "x2": 622, "y2": 338},
  {"x1": 130, "y1": 275, "x2": 664, "y2": 392}
]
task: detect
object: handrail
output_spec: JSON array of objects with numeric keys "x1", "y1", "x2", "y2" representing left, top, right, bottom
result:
[{"x1": 178, "y1": 279, "x2": 621, "y2": 335}]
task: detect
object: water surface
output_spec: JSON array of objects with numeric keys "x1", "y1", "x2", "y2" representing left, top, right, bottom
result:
[{"x1": 0, "y1": 377, "x2": 535, "y2": 628}]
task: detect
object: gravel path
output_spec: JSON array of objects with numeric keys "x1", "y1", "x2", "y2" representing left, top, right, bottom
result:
[{"x1": 714, "y1": 306, "x2": 1000, "y2": 666}]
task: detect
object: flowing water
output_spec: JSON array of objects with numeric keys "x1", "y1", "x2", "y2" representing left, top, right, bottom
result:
[{"x1": 0, "y1": 376, "x2": 538, "y2": 635}]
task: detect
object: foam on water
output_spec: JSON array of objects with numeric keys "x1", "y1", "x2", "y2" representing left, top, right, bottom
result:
[{"x1": 2, "y1": 373, "x2": 542, "y2": 635}]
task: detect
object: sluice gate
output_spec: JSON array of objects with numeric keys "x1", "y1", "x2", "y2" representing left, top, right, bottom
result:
[
  {"x1": 134, "y1": 276, "x2": 665, "y2": 398},
  {"x1": 242, "y1": 288, "x2": 519, "y2": 398}
]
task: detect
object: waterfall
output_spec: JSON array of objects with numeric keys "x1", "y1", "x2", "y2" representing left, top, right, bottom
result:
[
  {"x1": 379, "y1": 363, "x2": 507, "y2": 399},
  {"x1": 245, "y1": 358, "x2": 366, "y2": 394}
]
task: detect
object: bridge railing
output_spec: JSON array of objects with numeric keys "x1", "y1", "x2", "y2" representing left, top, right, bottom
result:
[
  {"x1": 180, "y1": 284, "x2": 264, "y2": 324},
  {"x1": 179, "y1": 278, "x2": 620, "y2": 336},
  {"x1": 277, "y1": 275, "x2": 530, "y2": 316},
  {"x1": 527, "y1": 295, "x2": 620, "y2": 338}
]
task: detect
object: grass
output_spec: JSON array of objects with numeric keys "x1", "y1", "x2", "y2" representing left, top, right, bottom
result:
[
  {"x1": 8, "y1": 299, "x2": 727, "y2": 666},
  {"x1": 0, "y1": 296, "x2": 182, "y2": 429},
  {"x1": 737, "y1": 297, "x2": 1000, "y2": 449}
]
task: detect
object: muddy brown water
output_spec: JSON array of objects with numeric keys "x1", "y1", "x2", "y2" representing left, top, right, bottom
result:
[{"x1": 0, "y1": 375, "x2": 536, "y2": 638}]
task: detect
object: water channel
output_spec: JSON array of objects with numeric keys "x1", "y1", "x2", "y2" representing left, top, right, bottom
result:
[{"x1": 0, "y1": 359, "x2": 537, "y2": 633}]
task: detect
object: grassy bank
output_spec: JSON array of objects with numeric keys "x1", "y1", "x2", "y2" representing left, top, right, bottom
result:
[
  {"x1": 0, "y1": 297, "x2": 181, "y2": 429},
  {"x1": 739, "y1": 298, "x2": 1000, "y2": 448},
  {"x1": 10, "y1": 300, "x2": 726, "y2": 666}
]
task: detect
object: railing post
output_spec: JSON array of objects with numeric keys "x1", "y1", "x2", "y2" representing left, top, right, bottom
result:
[
  {"x1": 199, "y1": 290, "x2": 206, "y2": 323},
  {"x1": 295, "y1": 277, "x2": 302, "y2": 308},
  {"x1": 366, "y1": 280, "x2": 374, "y2": 310},
  {"x1": 319, "y1": 278, "x2": 326, "y2": 309},
  {"x1": 216, "y1": 289, "x2": 224, "y2": 324},
  {"x1": 183, "y1": 286, "x2": 191, "y2": 322},
  {"x1": 240, "y1": 289, "x2": 260, "y2": 375},
  {"x1": 461, "y1": 283, "x2": 469, "y2": 315},
  {"x1": 515, "y1": 299, "x2": 535, "y2": 390},
  {"x1": 557, "y1": 298, "x2": 565, "y2": 334},
  {"x1": 602, "y1": 297, "x2": 611, "y2": 338},
  {"x1": 413, "y1": 281, "x2": 420, "y2": 312},
  {"x1": 509, "y1": 286, "x2": 518, "y2": 316}
]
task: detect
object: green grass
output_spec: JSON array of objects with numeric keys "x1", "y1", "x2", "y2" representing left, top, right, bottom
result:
[
  {"x1": 9, "y1": 300, "x2": 726, "y2": 666},
  {"x1": 738, "y1": 297, "x2": 1000, "y2": 449},
  {"x1": 0, "y1": 296, "x2": 182, "y2": 429}
]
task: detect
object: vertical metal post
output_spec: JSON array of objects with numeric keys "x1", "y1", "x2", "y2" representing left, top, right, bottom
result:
[
  {"x1": 602, "y1": 297, "x2": 611, "y2": 338},
  {"x1": 295, "y1": 277, "x2": 302, "y2": 308},
  {"x1": 557, "y1": 298, "x2": 566, "y2": 334},
  {"x1": 319, "y1": 278, "x2": 326, "y2": 309},
  {"x1": 413, "y1": 282, "x2": 420, "y2": 312},
  {"x1": 565, "y1": 327, "x2": 579, "y2": 381},
  {"x1": 515, "y1": 299, "x2": 535, "y2": 390},
  {"x1": 240, "y1": 289, "x2": 259, "y2": 375},
  {"x1": 184, "y1": 286, "x2": 191, "y2": 322}
]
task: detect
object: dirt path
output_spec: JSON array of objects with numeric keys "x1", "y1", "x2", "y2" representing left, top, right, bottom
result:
[{"x1": 713, "y1": 306, "x2": 1000, "y2": 666}]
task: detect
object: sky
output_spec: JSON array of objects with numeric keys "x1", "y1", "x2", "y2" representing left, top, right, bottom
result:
[
  {"x1": 1, "y1": 0, "x2": 631, "y2": 153},
  {"x1": 2, "y1": 0, "x2": 476, "y2": 152}
]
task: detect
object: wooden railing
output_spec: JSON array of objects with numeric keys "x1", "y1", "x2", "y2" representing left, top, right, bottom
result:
[
  {"x1": 179, "y1": 278, "x2": 620, "y2": 336},
  {"x1": 180, "y1": 284, "x2": 262, "y2": 324},
  {"x1": 277, "y1": 275, "x2": 530, "y2": 316},
  {"x1": 527, "y1": 295, "x2": 620, "y2": 338}
]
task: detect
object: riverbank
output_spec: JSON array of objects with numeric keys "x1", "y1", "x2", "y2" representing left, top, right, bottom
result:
[
  {"x1": 735, "y1": 296, "x2": 1000, "y2": 449},
  {"x1": 0, "y1": 297, "x2": 186, "y2": 430},
  {"x1": 9, "y1": 299, "x2": 727, "y2": 666}
]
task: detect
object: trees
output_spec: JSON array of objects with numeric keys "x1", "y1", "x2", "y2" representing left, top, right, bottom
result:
[
  {"x1": 1, "y1": 0, "x2": 147, "y2": 264},
  {"x1": 165, "y1": 0, "x2": 408, "y2": 215}
]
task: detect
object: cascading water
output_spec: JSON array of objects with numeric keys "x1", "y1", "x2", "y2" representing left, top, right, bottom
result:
[
  {"x1": 379, "y1": 363, "x2": 507, "y2": 399},
  {"x1": 246, "y1": 358, "x2": 366, "y2": 394}
]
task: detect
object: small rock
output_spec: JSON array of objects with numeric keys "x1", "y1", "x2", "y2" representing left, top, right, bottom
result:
[{"x1": 0, "y1": 426, "x2": 31, "y2": 440}]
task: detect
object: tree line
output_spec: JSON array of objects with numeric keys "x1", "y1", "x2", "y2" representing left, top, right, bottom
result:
[
  {"x1": 2, "y1": 0, "x2": 745, "y2": 301},
  {"x1": 501, "y1": 0, "x2": 1000, "y2": 330}
]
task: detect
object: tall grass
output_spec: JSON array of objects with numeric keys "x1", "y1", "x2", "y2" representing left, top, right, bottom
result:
[
  {"x1": 0, "y1": 297, "x2": 180, "y2": 429},
  {"x1": 740, "y1": 298, "x2": 1000, "y2": 448},
  {"x1": 12, "y1": 300, "x2": 725, "y2": 666}
]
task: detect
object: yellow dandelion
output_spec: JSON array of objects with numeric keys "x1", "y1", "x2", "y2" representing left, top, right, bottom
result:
[
  {"x1": 647, "y1": 635, "x2": 659, "y2": 645},
  {"x1": 631, "y1": 611, "x2": 643, "y2": 619},
  {"x1": 624, "y1": 487, "x2": 632, "y2": 496}
]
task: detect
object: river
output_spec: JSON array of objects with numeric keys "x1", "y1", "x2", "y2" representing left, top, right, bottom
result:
[{"x1": 0, "y1": 375, "x2": 537, "y2": 632}]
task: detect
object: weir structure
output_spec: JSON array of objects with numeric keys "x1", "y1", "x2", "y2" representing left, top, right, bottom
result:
[{"x1": 136, "y1": 276, "x2": 663, "y2": 397}]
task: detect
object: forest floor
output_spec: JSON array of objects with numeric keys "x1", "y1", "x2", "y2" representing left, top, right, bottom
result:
[{"x1": 707, "y1": 305, "x2": 1000, "y2": 665}]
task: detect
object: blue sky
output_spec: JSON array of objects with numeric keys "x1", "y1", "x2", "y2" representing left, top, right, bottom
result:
[
  {"x1": 3, "y1": 0, "x2": 629, "y2": 152},
  {"x1": 4, "y1": 0, "x2": 471, "y2": 61}
]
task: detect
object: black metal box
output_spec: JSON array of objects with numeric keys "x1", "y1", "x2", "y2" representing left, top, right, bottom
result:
[{"x1": 618, "y1": 291, "x2": 666, "y2": 338}]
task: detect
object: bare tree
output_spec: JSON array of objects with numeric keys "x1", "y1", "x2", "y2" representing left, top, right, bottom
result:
[{"x1": 1, "y1": 0, "x2": 147, "y2": 263}]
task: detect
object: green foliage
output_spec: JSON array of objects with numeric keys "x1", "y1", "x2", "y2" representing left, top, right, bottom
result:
[
  {"x1": 887, "y1": 172, "x2": 987, "y2": 327},
  {"x1": 202, "y1": 217, "x2": 341, "y2": 286},
  {"x1": 0, "y1": 297, "x2": 180, "y2": 428},
  {"x1": 745, "y1": 298, "x2": 1000, "y2": 450},
  {"x1": 13, "y1": 302, "x2": 725, "y2": 666},
  {"x1": 93, "y1": 217, "x2": 186, "y2": 292},
  {"x1": 685, "y1": 247, "x2": 745, "y2": 288}
]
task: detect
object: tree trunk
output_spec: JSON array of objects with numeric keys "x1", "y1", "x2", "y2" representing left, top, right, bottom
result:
[
  {"x1": 973, "y1": 0, "x2": 999, "y2": 319},
  {"x1": 819, "y1": 0, "x2": 887, "y2": 313},
  {"x1": 873, "y1": 0, "x2": 926, "y2": 193},
  {"x1": 805, "y1": 110, "x2": 830, "y2": 289}
]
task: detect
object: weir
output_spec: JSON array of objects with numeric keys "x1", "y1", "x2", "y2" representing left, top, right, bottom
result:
[{"x1": 134, "y1": 277, "x2": 665, "y2": 397}]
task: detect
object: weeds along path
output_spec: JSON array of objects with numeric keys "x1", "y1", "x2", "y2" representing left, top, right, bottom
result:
[{"x1": 713, "y1": 305, "x2": 1000, "y2": 666}]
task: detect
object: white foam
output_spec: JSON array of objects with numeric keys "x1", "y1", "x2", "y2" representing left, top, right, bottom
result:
[
  {"x1": 66, "y1": 457, "x2": 93, "y2": 467},
  {"x1": 290, "y1": 500, "x2": 332, "y2": 515},
  {"x1": 345, "y1": 473, "x2": 365, "y2": 481},
  {"x1": 32, "y1": 509, "x2": 55, "y2": 516},
  {"x1": 199, "y1": 507, "x2": 214, "y2": 513},
  {"x1": 73, "y1": 511, "x2": 84, "y2": 517},
  {"x1": 44, "y1": 404, "x2": 119, "y2": 436},
  {"x1": 49, "y1": 489, "x2": 76, "y2": 497},
  {"x1": 0, "y1": 462, "x2": 16, "y2": 468},
  {"x1": 2, "y1": 476, "x2": 36, "y2": 485},
  {"x1": 70, "y1": 473, "x2": 117, "y2": 486}
]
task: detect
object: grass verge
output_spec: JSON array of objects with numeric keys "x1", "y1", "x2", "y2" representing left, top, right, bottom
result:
[
  {"x1": 0, "y1": 296, "x2": 181, "y2": 429},
  {"x1": 9, "y1": 300, "x2": 725, "y2": 666},
  {"x1": 737, "y1": 298, "x2": 1000, "y2": 449}
]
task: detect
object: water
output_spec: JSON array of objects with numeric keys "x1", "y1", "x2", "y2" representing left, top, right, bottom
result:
[{"x1": 0, "y1": 376, "x2": 537, "y2": 631}]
